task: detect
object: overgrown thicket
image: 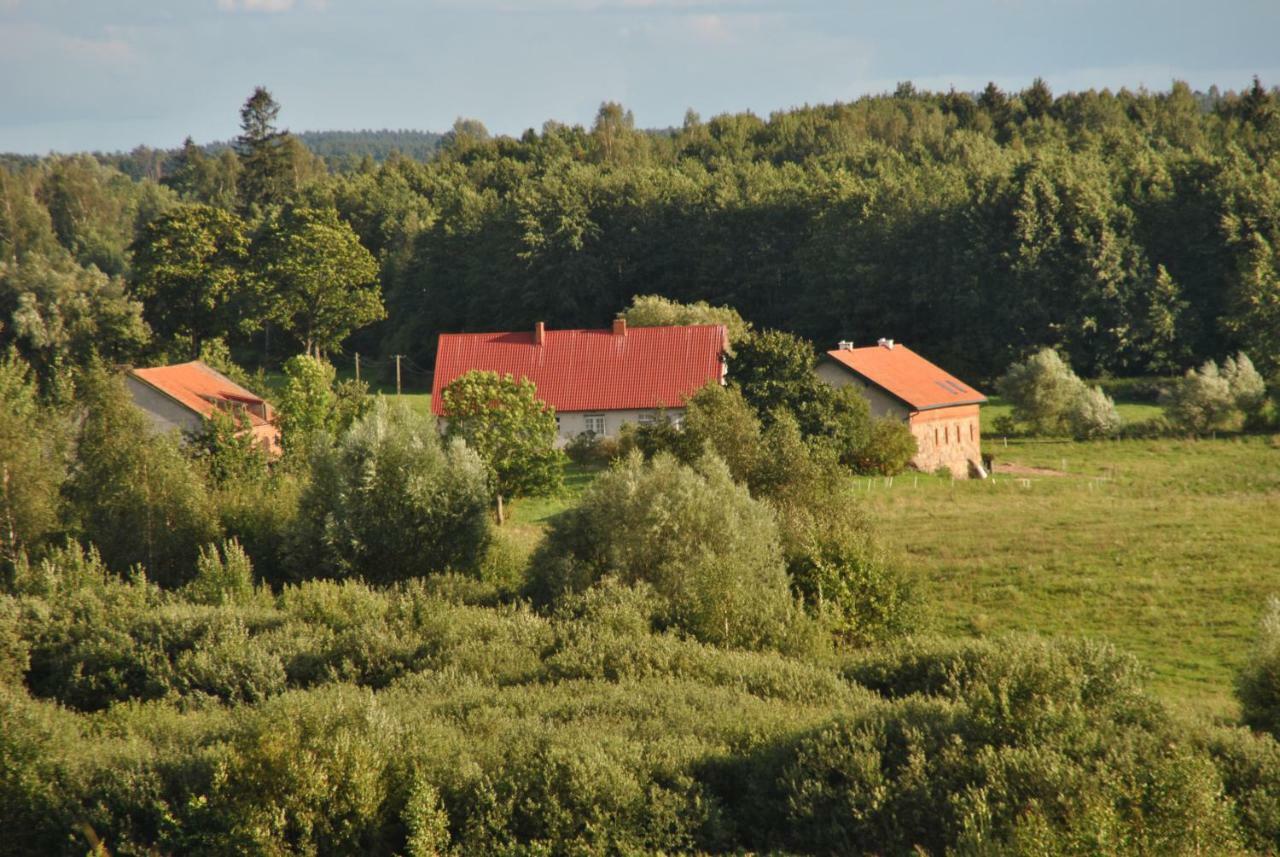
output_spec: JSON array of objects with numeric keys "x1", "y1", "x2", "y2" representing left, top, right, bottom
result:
[
  {"x1": 4, "y1": 543, "x2": 1280, "y2": 856},
  {"x1": 5, "y1": 81, "x2": 1280, "y2": 385}
]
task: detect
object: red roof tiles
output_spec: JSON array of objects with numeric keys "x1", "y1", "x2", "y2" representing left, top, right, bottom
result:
[
  {"x1": 431, "y1": 323, "x2": 727, "y2": 415},
  {"x1": 128, "y1": 361, "x2": 282, "y2": 456},
  {"x1": 823, "y1": 343, "x2": 986, "y2": 411}
]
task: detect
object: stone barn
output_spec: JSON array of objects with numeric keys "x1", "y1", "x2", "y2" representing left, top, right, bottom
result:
[{"x1": 818, "y1": 339, "x2": 987, "y2": 477}]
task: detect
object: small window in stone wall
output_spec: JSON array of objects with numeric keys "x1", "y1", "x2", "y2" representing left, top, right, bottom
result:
[
  {"x1": 585, "y1": 414, "x2": 606, "y2": 436},
  {"x1": 934, "y1": 427, "x2": 939, "y2": 447},
  {"x1": 970, "y1": 422, "x2": 975, "y2": 442}
]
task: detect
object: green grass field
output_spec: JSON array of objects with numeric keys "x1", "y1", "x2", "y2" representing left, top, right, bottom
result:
[{"x1": 864, "y1": 433, "x2": 1280, "y2": 720}]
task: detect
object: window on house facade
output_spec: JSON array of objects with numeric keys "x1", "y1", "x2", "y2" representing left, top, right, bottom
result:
[
  {"x1": 585, "y1": 414, "x2": 606, "y2": 436},
  {"x1": 637, "y1": 412, "x2": 658, "y2": 426}
]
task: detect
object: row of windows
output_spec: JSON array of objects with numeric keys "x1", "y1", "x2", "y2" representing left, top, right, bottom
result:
[{"x1": 555, "y1": 412, "x2": 660, "y2": 437}]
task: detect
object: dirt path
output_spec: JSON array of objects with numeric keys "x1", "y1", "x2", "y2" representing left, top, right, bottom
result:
[{"x1": 993, "y1": 462, "x2": 1069, "y2": 477}]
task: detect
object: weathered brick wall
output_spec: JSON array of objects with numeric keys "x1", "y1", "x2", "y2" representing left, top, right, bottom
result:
[{"x1": 909, "y1": 405, "x2": 981, "y2": 477}]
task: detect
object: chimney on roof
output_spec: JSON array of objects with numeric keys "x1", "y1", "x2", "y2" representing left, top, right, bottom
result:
[
  {"x1": 837, "y1": 340, "x2": 854, "y2": 351},
  {"x1": 612, "y1": 317, "x2": 627, "y2": 337},
  {"x1": 877, "y1": 337, "x2": 895, "y2": 350},
  {"x1": 534, "y1": 321, "x2": 545, "y2": 346}
]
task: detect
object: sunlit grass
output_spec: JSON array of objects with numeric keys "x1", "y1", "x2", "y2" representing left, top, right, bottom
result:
[{"x1": 863, "y1": 434, "x2": 1280, "y2": 719}]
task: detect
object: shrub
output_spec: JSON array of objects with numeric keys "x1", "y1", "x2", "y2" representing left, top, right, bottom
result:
[
  {"x1": 679, "y1": 383, "x2": 762, "y2": 482},
  {"x1": 996, "y1": 348, "x2": 1088, "y2": 435},
  {"x1": 529, "y1": 452, "x2": 797, "y2": 650},
  {"x1": 1224, "y1": 351, "x2": 1268, "y2": 418},
  {"x1": 1067, "y1": 384, "x2": 1123, "y2": 439},
  {"x1": 1238, "y1": 595, "x2": 1280, "y2": 739},
  {"x1": 781, "y1": 503, "x2": 917, "y2": 644},
  {"x1": 776, "y1": 637, "x2": 1240, "y2": 855},
  {"x1": 564, "y1": 431, "x2": 619, "y2": 467},
  {"x1": 1163, "y1": 359, "x2": 1240, "y2": 434},
  {"x1": 295, "y1": 398, "x2": 491, "y2": 583},
  {"x1": 853, "y1": 417, "x2": 918, "y2": 474},
  {"x1": 182, "y1": 539, "x2": 269, "y2": 607}
]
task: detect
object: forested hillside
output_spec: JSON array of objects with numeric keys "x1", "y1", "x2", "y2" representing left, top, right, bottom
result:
[{"x1": 3, "y1": 79, "x2": 1279, "y2": 383}]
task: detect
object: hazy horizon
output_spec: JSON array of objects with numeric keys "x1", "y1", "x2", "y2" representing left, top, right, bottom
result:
[{"x1": 3, "y1": 0, "x2": 1278, "y2": 155}]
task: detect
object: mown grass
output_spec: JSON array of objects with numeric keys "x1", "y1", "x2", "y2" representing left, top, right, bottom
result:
[{"x1": 863, "y1": 433, "x2": 1280, "y2": 720}]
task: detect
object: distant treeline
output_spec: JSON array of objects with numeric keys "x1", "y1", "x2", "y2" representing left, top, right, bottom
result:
[{"x1": 3, "y1": 79, "x2": 1279, "y2": 382}]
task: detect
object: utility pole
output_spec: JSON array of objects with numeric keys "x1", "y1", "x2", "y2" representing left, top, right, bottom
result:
[
  {"x1": 354, "y1": 353, "x2": 360, "y2": 384},
  {"x1": 394, "y1": 354, "x2": 403, "y2": 396}
]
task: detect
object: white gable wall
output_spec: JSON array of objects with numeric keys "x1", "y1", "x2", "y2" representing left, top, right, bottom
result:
[{"x1": 125, "y1": 375, "x2": 202, "y2": 437}]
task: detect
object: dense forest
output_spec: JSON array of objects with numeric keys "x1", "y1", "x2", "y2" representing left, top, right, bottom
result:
[{"x1": 3, "y1": 78, "x2": 1280, "y2": 386}]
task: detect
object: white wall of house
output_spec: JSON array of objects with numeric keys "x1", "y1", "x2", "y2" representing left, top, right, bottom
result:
[
  {"x1": 554, "y1": 408, "x2": 685, "y2": 445},
  {"x1": 816, "y1": 361, "x2": 911, "y2": 420},
  {"x1": 125, "y1": 376, "x2": 202, "y2": 437}
]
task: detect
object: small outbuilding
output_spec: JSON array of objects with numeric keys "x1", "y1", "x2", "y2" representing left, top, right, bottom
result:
[
  {"x1": 126, "y1": 361, "x2": 281, "y2": 456},
  {"x1": 818, "y1": 339, "x2": 987, "y2": 477}
]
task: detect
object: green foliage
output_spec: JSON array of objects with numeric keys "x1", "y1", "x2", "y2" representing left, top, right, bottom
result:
[
  {"x1": 129, "y1": 203, "x2": 249, "y2": 356},
  {"x1": 996, "y1": 348, "x2": 1088, "y2": 434},
  {"x1": 297, "y1": 398, "x2": 491, "y2": 583},
  {"x1": 1163, "y1": 358, "x2": 1240, "y2": 434},
  {"x1": 0, "y1": 254, "x2": 149, "y2": 391},
  {"x1": 621, "y1": 294, "x2": 750, "y2": 348},
  {"x1": 1238, "y1": 596, "x2": 1280, "y2": 739},
  {"x1": 2, "y1": 551, "x2": 1280, "y2": 856},
  {"x1": 0, "y1": 352, "x2": 66, "y2": 566},
  {"x1": 276, "y1": 354, "x2": 336, "y2": 461},
  {"x1": 65, "y1": 367, "x2": 220, "y2": 587},
  {"x1": 1067, "y1": 384, "x2": 1124, "y2": 439},
  {"x1": 187, "y1": 407, "x2": 268, "y2": 487},
  {"x1": 563, "y1": 430, "x2": 620, "y2": 467},
  {"x1": 854, "y1": 417, "x2": 919, "y2": 474},
  {"x1": 530, "y1": 451, "x2": 799, "y2": 650},
  {"x1": 182, "y1": 539, "x2": 267, "y2": 607},
  {"x1": 441, "y1": 370, "x2": 565, "y2": 503},
  {"x1": 253, "y1": 206, "x2": 384, "y2": 356},
  {"x1": 1224, "y1": 351, "x2": 1269, "y2": 417}
]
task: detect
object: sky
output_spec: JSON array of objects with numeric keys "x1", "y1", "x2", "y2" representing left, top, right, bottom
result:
[{"x1": 2, "y1": 0, "x2": 1278, "y2": 154}]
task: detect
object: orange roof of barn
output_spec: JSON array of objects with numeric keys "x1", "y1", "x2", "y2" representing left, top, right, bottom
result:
[
  {"x1": 823, "y1": 343, "x2": 987, "y2": 411},
  {"x1": 129, "y1": 361, "x2": 272, "y2": 427},
  {"x1": 431, "y1": 323, "x2": 727, "y2": 415}
]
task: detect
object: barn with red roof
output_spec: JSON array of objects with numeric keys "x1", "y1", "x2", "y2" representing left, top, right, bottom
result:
[
  {"x1": 818, "y1": 338, "x2": 987, "y2": 477},
  {"x1": 126, "y1": 361, "x2": 281, "y2": 456},
  {"x1": 431, "y1": 319, "x2": 727, "y2": 443}
]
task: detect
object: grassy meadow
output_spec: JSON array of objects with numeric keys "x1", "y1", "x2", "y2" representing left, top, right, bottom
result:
[{"x1": 865, "y1": 433, "x2": 1280, "y2": 719}]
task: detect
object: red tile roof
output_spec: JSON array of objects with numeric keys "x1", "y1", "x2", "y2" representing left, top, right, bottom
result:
[
  {"x1": 130, "y1": 361, "x2": 273, "y2": 426},
  {"x1": 823, "y1": 343, "x2": 986, "y2": 411},
  {"x1": 129, "y1": 361, "x2": 281, "y2": 455},
  {"x1": 431, "y1": 323, "x2": 727, "y2": 415}
]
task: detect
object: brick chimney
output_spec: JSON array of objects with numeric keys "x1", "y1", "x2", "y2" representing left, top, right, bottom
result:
[
  {"x1": 534, "y1": 321, "x2": 546, "y2": 346},
  {"x1": 612, "y1": 317, "x2": 627, "y2": 337}
]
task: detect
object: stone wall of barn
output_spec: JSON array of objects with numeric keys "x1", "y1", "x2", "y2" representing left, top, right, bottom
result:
[{"x1": 908, "y1": 405, "x2": 981, "y2": 477}]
